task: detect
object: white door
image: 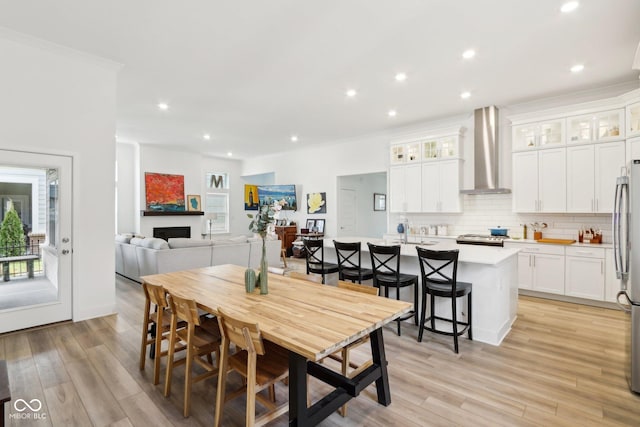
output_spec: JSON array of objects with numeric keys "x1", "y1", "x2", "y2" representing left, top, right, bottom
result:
[
  {"x1": 404, "y1": 164, "x2": 422, "y2": 212},
  {"x1": 0, "y1": 150, "x2": 72, "y2": 333},
  {"x1": 338, "y1": 188, "x2": 356, "y2": 236},
  {"x1": 388, "y1": 166, "x2": 405, "y2": 212}
]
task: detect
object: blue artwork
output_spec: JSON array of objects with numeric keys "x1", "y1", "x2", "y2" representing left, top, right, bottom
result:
[{"x1": 257, "y1": 185, "x2": 297, "y2": 211}]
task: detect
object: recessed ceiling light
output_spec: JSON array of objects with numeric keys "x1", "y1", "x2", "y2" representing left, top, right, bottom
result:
[
  {"x1": 394, "y1": 73, "x2": 407, "y2": 82},
  {"x1": 203, "y1": 134, "x2": 211, "y2": 140},
  {"x1": 460, "y1": 91, "x2": 471, "y2": 99},
  {"x1": 290, "y1": 135, "x2": 298, "y2": 142},
  {"x1": 346, "y1": 89, "x2": 357, "y2": 97},
  {"x1": 561, "y1": 1, "x2": 579, "y2": 13},
  {"x1": 462, "y1": 49, "x2": 476, "y2": 59},
  {"x1": 227, "y1": 152, "x2": 232, "y2": 157},
  {"x1": 388, "y1": 110, "x2": 397, "y2": 117},
  {"x1": 571, "y1": 64, "x2": 585, "y2": 73},
  {"x1": 157, "y1": 102, "x2": 169, "y2": 111}
]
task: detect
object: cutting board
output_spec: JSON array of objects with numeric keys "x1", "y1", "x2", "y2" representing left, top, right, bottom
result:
[{"x1": 536, "y1": 238, "x2": 576, "y2": 245}]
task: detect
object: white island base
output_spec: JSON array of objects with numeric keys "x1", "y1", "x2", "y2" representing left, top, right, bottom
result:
[{"x1": 323, "y1": 238, "x2": 519, "y2": 346}]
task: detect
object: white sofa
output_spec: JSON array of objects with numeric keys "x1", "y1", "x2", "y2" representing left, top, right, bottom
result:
[{"x1": 115, "y1": 235, "x2": 281, "y2": 282}]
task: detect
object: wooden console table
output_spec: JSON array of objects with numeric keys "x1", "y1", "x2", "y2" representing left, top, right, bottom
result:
[{"x1": 275, "y1": 225, "x2": 297, "y2": 256}]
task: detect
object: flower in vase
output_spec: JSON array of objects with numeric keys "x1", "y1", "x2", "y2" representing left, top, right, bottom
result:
[{"x1": 248, "y1": 200, "x2": 286, "y2": 238}]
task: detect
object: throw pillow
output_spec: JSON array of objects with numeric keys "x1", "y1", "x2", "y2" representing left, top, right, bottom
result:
[{"x1": 168, "y1": 238, "x2": 214, "y2": 249}]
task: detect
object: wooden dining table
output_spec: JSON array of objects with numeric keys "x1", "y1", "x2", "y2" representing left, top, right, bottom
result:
[{"x1": 141, "y1": 264, "x2": 412, "y2": 426}]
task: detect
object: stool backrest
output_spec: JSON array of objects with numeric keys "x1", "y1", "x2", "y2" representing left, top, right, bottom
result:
[
  {"x1": 143, "y1": 282, "x2": 169, "y2": 309},
  {"x1": 416, "y1": 247, "x2": 459, "y2": 296},
  {"x1": 367, "y1": 243, "x2": 401, "y2": 281},
  {"x1": 304, "y1": 239, "x2": 326, "y2": 268},
  {"x1": 167, "y1": 293, "x2": 202, "y2": 326},
  {"x1": 337, "y1": 280, "x2": 379, "y2": 296},
  {"x1": 217, "y1": 307, "x2": 265, "y2": 356},
  {"x1": 333, "y1": 241, "x2": 362, "y2": 270}
]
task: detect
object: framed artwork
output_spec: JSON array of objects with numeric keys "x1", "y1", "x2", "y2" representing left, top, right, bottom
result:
[
  {"x1": 315, "y1": 219, "x2": 325, "y2": 234},
  {"x1": 307, "y1": 192, "x2": 326, "y2": 214},
  {"x1": 187, "y1": 194, "x2": 201, "y2": 211},
  {"x1": 257, "y1": 184, "x2": 297, "y2": 210},
  {"x1": 244, "y1": 184, "x2": 259, "y2": 210},
  {"x1": 374, "y1": 193, "x2": 386, "y2": 211},
  {"x1": 305, "y1": 219, "x2": 315, "y2": 230},
  {"x1": 144, "y1": 172, "x2": 185, "y2": 212}
]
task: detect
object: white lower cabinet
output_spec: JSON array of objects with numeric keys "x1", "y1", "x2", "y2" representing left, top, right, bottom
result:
[
  {"x1": 514, "y1": 244, "x2": 565, "y2": 294},
  {"x1": 565, "y1": 246, "x2": 605, "y2": 300}
]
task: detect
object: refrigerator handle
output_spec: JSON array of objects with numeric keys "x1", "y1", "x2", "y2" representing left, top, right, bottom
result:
[
  {"x1": 616, "y1": 290, "x2": 632, "y2": 313},
  {"x1": 613, "y1": 181, "x2": 622, "y2": 279}
]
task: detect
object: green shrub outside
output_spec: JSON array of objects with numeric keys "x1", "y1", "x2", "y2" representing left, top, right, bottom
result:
[{"x1": 0, "y1": 201, "x2": 26, "y2": 256}]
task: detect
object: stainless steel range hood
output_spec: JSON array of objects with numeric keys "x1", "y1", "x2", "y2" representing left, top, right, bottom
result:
[{"x1": 460, "y1": 106, "x2": 511, "y2": 195}]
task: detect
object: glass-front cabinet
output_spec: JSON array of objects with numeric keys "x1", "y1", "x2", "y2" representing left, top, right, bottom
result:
[
  {"x1": 390, "y1": 141, "x2": 420, "y2": 164},
  {"x1": 627, "y1": 102, "x2": 640, "y2": 138},
  {"x1": 512, "y1": 119, "x2": 564, "y2": 151},
  {"x1": 422, "y1": 135, "x2": 458, "y2": 160},
  {"x1": 567, "y1": 109, "x2": 624, "y2": 144}
]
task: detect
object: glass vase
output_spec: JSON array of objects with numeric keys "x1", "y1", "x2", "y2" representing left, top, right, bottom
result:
[{"x1": 259, "y1": 237, "x2": 268, "y2": 294}]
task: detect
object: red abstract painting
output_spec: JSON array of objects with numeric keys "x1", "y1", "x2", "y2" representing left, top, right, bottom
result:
[{"x1": 144, "y1": 172, "x2": 185, "y2": 211}]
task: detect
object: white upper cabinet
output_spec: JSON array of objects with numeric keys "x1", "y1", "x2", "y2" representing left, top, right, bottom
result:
[
  {"x1": 566, "y1": 141, "x2": 625, "y2": 213},
  {"x1": 421, "y1": 160, "x2": 462, "y2": 213},
  {"x1": 513, "y1": 118, "x2": 565, "y2": 151},
  {"x1": 512, "y1": 148, "x2": 565, "y2": 213},
  {"x1": 389, "y1": 164, "x2": 422, "y2": 212},
  {"x1": 389, "y1": 127, "x2": 464, "y2": 213},
  {"x1": 627, "y1": 102, "x2": 640, "y2": 138},
  {"x1": 567, "y1": 108, "x2": 624, "y2": 144}
]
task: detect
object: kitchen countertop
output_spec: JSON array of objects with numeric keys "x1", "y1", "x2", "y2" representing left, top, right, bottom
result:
[
  {"x1": 326, "y1": 237, "x2": 519, "y2": 266},
  {"x1": 383, "y1": 233, "x2": 613, "y2": 249}
]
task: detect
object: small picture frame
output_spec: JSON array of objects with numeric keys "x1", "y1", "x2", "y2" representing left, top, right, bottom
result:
[
  {"x1": 306, "y1": 219, "x2": 315, "y2": 230},
  {"x1": 315, "y1": 219, "x2": 325, "y2": 234},
  {"x1": 187, "y1": 194, "x2": 201, "y2": 211},
  {"x1": 374, "y1": 193, "x2": 386, "y2": 211}
]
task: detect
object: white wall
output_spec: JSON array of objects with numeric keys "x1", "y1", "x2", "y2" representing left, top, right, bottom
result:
[
  {"x1": 338, "y1": 172, "x2": 387, "y2": 237},
  {"x1": 123, "y1": 144, "x2": 246, "y2": 237},
  {"x1": 0, "y1": 29, "x2": 119, "y2": 321}
]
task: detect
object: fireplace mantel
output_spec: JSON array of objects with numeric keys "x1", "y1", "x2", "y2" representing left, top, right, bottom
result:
[{"x1": 140, "y1": 210, "x2": 204, "y2": 216}]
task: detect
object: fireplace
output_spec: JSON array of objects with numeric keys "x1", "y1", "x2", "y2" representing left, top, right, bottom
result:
[{"x1": 153, "y1": 226, "x2": 191, "y2": 241}]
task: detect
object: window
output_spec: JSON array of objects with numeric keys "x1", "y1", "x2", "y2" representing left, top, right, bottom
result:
[
  {"x1": 204, "y1": 172, "x2": 229, "y2": 234},
  {"x1": 205, "y1": 193, "x2": 229, "y2": 234}
]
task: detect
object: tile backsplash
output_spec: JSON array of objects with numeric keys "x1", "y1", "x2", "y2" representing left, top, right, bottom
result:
[{"x1": 389, "y1": 194, "x2": 612, "y2": 243}]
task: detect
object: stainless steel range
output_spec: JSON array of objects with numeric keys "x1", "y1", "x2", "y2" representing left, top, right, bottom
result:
[{"x1": 456, "y1": 234, "x2": 508, "y2": 247}]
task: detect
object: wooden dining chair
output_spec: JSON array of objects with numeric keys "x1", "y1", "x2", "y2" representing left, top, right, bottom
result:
[
  {"x1": 326, "y1": 280, "x2": 378, "y2": 417},
  {"x1": 288, "y1": 270, "x2": 323, "y2": 283},
  {"x1": 214, "y1": 307, "x2": 289, "y2": 427},
  {"x1": 139, "y1": 282, "x2": 183, "y2": 385},
  {"x1": 164, "y1": 292, "x2": 221, "y2": 417}
]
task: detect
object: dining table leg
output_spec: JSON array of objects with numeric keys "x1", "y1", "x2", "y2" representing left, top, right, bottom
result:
[
  {"x1": 370, "y1": 327, "x2": 391, "y2": 405},
  {"x1": 288, "y1": 352, "x2": 308, "y2": 426}
]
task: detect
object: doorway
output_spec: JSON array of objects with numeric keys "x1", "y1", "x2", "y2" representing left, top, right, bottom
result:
[
  {"x1": 337, "y1": 172, "x2": 387, "y2": 238},
  {"x1": 0, "y1": 150, "x2": 73, "y2": 333}
]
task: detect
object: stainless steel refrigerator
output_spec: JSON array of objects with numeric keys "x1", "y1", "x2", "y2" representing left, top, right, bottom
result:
[{"x1": 613, "y1": 159, "x2": 640, "y2": 394}]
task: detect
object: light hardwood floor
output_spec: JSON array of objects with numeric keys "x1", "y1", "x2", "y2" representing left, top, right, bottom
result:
[{"x1": 2, "y1": 271, "x2": 640, "y2": 426}]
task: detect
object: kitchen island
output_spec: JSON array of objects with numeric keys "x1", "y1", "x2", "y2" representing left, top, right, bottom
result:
[{"x1": 324, "y1": 237, "x2": 519, "y2": 346}]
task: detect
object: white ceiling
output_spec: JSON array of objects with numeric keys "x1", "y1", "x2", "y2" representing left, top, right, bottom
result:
[{"x1": 1, "y1": 0, "x2": 639, "y2": 159}]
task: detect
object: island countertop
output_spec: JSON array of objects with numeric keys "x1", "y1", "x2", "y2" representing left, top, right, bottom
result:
[
  {"x1": 324, "y1": 237, "x2": 520, "y2": 266},
  {"x1": 322, "y1": 236, "x2": 520, "y2": 346}
]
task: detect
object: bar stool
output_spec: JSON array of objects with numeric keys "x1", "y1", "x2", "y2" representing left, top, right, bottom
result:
[
  {"x1": 164, "y1": 293, "x2": 221, "y2": 417},
  {"x1": 416, "y1": 247, "x2": 472, "y2": 354},
  {"x1": 367, "y1": 243, "x2": 418, "y2": 336},
  {"x1": 333, "y1": 241, "x2": 373, "y2": 284},
  {"x1": 214, "y1": 307, "x2": 289, "y2": 427},
  {"x1": 139, "y1": 282, "x2": 183, "y2": 385},
  {"x1": 304, "y1": 239, "x2": 339, "y2": 284}
]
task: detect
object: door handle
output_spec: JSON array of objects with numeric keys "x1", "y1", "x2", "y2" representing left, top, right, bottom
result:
[
  {"x1": 62, "y1": 249, "x2": 70, "y2": 255},
  {"x1": 62, "y1": 237, "x2": 70, "y2": 243}
]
